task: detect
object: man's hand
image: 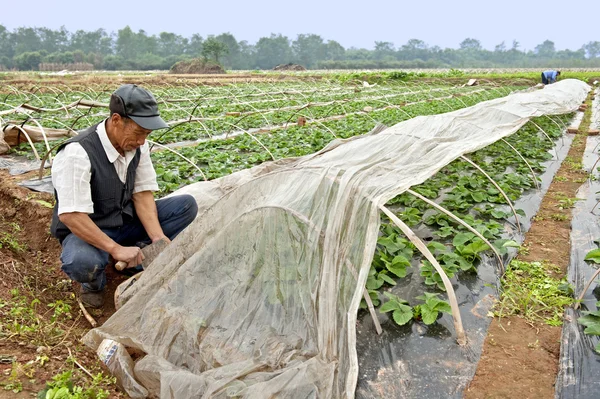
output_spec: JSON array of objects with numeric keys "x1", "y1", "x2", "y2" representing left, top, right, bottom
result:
[{"x1": 111, "y1": 245, "x2": 145, "y2": 269}]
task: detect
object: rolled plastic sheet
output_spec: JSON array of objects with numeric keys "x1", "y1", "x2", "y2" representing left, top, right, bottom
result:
[{"x1": 82, "y1": 80, "x2": 589, "y2": 398}]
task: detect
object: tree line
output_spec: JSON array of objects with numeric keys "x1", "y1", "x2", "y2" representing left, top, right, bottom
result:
[{"x1": 1, "y1": 24, "x2": 600, "y2": 71}]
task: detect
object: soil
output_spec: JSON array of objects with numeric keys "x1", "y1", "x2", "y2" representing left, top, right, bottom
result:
[
  {"x1": 465, "y1": 101, "x2": 592, "y2": 398},
  {"x1": 0, "y1": 169, "x2": 126, "y2": 397}
]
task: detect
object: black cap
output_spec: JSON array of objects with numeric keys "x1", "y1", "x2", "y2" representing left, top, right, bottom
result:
[{"x1": 111, "y1": 84, "x2": 169, "y2": 130}]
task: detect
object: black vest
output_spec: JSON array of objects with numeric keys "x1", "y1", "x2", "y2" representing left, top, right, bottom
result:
[{"x1": 50, "y1": 123, "x2": 141, "y2": 242}]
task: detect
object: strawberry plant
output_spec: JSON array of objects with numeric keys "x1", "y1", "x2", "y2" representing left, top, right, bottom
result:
[{"x1": 577, "y1": 302, "x2": 600, "y2": 353}]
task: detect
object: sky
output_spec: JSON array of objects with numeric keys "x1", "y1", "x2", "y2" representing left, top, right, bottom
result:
[{"x1": 1, "y1": 0, "x2": 597, "y2": 52}]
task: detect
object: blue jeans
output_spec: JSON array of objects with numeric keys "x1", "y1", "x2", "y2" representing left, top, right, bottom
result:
[{"x1": 60, "y1": 194, "x2": 198, "y2": 292}]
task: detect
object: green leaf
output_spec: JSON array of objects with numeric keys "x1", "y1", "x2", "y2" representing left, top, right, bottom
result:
[
  {"x1": 453, "y1": 232, "x2": 475, "y2": 247},
  {"x1": 434, "y1": 301, "x2": 452, "y2": 313},
  {"x1": 470, "y1": 191, "x2": 486, "y2": 202},
  {"x1": 421, "y1": 306, "x2": 438, "y2": 325},
  {"x1": 386, "y1": 255, "x2": 410, "y2": 278},
  {"x1": 380, "y1": 301, "x2": 401, "y2": 313},
  {"x1": 380, "y1": 273, "x2": 397, "y2": 286},
  {"x1": 584, "y1": 249, "x2": 600, "y2": 264},
  {"x1": 427, "y1": 241, "x2": 447, "y2": 254},
  {"x1": 377, "y1": 236, "x2": 403, "y2": 253},
  {"x1": 583, "y1": 323, "x2": 600, "y2": 335},
  {"x1": 392, "y1": 306, "x2": 414, "y2": 326},
  {"x1": 490, "y1": 209, "x2": 507, "y2": 218},
  {"x1": 577, "y1": 314, "x2": 600, "y2": 327}
]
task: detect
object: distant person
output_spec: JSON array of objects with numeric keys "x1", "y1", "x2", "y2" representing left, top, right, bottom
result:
[{"x1": 541, "y1": 70, "x2": 561, "y2": 85}]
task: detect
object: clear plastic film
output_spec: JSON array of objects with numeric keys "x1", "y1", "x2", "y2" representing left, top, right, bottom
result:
[{"x1": 82, "y1": 80, "x2": 590, "y2": 398}]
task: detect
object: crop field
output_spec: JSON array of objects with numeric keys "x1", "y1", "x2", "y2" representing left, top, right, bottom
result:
[{"x1": 0, "y1": 71, "x2": 599, "y2": 398}]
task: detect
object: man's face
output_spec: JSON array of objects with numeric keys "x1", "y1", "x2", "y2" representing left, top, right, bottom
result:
[{"x1": 114, "y1": 115, "x2": 152, "y2": 152}]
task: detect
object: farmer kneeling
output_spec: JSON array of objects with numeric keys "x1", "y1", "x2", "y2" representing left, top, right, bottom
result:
[{"x1": 50, "y1": 84, "x2": 198, "y2": 308}]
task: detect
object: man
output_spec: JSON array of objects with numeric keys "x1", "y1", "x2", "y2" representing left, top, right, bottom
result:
[
  {"x1": 541, "y1": 70, "x2": 561, "y2": 85},
  {"x1": 50, "y1": 84, "x2": 198, "y2": 308}
]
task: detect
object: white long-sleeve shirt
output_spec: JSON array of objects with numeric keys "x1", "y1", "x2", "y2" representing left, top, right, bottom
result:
[{"x1": 51, "y1": 119, "x2": 159, "y2": 215}]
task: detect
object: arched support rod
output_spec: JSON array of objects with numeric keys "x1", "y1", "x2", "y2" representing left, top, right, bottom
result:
[
  {"x1": 460, "y1": 155, "x2": 522, "y2": 234},
  {"x1": 406, "y1": 189, "x2": 505, "y2": 273},
  {"x1": 530, "y1": 121, "x2": 559, "y2": 159},
  {"x1": 574, "y1": 268, "x2": 600, "y2": 310},
  {"x1": 500, "y1": 138, "x2": 540, "y2": 190},
  {"x1": 379, "y1": 205, "x2": 466, "y2": 346},
  {"x1": 146, "y1": 140, "x2": 207, "y2": 182}
]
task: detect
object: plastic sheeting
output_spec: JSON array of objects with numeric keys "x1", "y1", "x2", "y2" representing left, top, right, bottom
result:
[
  {"x1": 82, "y1": 80, "x2": 590, "y2": 399},
  {"x1": 556, "y1": 88, "x2": 600, "y2": 398},
  {"x1": 356, "y1": 129, "x2": 575, "y2": 398}
]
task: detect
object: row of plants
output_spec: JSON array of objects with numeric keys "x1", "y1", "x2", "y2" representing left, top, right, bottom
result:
[
  {"x1": 2, "y1": 81, "x2": 519, "y2": 144},
  {"x1": 366, "y1": 113, "x2": 575, "y2": 326}
]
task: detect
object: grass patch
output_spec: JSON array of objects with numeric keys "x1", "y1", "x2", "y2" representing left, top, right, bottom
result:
[{"x1": 493, "y1": 260, "x2": 574, "y2": 326}]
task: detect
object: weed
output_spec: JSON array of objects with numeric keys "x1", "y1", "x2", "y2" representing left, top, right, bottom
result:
[
  {"x1": 554, "y1": 176, "x2": 568, "y2": 182},
  {"x1": 550, "y1": 213, "x2": 568, "y2": 221},
  {"x1": 518, "y1": 243, "x2": 530, "y2": 256},
  {"x1": 493, "y1": 260, "x2": 574, "y2": 325},
  {"x1": 556, "y1": 197, "x2": 581, "y2": 210},
  {"x1": 0, "y1": 289, "x2": 75, "y2": 346},
  {"x1": 37, "y1": 369, "x2": 112, "y2": 399},
  {"x1": 0, "y1": 232, "x2": 27, "y2": 252}
]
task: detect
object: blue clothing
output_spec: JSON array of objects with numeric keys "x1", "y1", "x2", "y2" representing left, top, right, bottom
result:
[
  {"x1": 59, "y1": 194, "x2": 198, "y2": 292},
  {"x1": 542, "y1": 70, "x2": 559, "y2": 84}
]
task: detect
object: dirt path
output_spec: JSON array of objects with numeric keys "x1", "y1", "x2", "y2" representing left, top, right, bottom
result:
[{"x1": 465, "y1": 95, "x2": 593, "y2": 398}]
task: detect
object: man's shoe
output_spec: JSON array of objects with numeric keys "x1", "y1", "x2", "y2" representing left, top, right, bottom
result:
[{"x1": 80, "y1": 287, "x2": 105, "y2": 308}]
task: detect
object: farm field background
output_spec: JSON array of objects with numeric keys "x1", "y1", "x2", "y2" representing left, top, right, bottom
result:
[{"x1": 1, "y1": 69, "x2": 600, "y2": 398}]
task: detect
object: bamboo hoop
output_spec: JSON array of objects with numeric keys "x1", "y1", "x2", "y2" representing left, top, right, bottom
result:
[
  {"x1": 500, "y1": 138, "x2": 540, "y2": 190},
  {"x1": 460, "y1": 155, "x2": 522, "y2": 234},
  {"x1": 380, "y1": 205, "x2": 466, "y2": 346},
  {"x1": 574, "y1": 268, "x2": 600, "y2": 310},
  {"x1": 407, "y1": 189, "x2": 505, "y2": 272},
  {"x1": 146, "y1": 140, "x2": 207, "y2": 181}
]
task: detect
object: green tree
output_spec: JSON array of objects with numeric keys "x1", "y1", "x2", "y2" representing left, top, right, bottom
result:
[
  {"x1": 254, "y1": 34, "x2": 292, "y2": 69},
  {"x1": 116, "y1": 27, "x2": 156, "y2": 61},
  {"x1": 187, "y1": 34, "x2": 204, "y2": 56},
  {"x1": 583, "y1": 41, "x2": 600, "y2": 58},
  {"x1": 373, "y1": 41, "x2": 395, "y2": 61},
  {"x1": 324, "y1": 40, "x2": 345, "y2": 61},
  {"x1": 157, "y1": 32, "x2": 188, "y2": 58},
  {"x1": 292, "y1": 34, "x2": 326, "y2": 68},
  {"x1": 37, "y1": 27, "x2": 69, "y2": 54},
  {"x1": 70, "y1": 29, "x2": 113, "y2": 55},
  {"x1": 214, "y1": 33, "x2": 240, "y2": 68},
  {"x1": 399, "y1": 39, "x2": 429, "y2": 61},
  {"x1": 202, "y1": 36, "x2": 228, "y2": 63},
  {"x1": 14, "y1": 51, "x2": 43, "y2": 70},
  {"x1": 459, "y1": 38, "x2": 482, "y2": 51},
  {"x1": 534, "y1": 40, "x2": 556, "y2": 57},
  {"x1": 0, "y1": 25, "x2": 14, "y2": 64},
  {"x1": 13, "y1": 27, "x2": 42, "y2": 55}
]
